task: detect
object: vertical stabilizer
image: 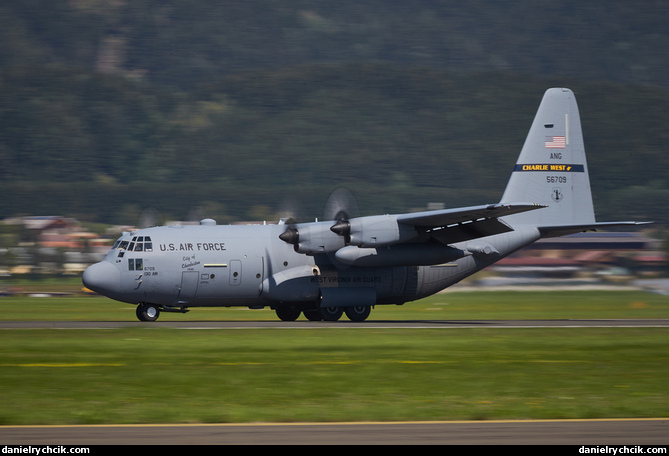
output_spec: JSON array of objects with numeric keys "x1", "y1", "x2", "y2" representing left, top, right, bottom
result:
[{"x1": 501, "y1": 88, "x2": 595, "y2": 228}]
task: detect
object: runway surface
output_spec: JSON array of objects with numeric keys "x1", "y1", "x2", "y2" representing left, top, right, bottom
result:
[
  {"x1": 2, "y1": 419, "x2": 668, "y2": 445},
  {"x1": 0, "y1": 319, "x2": 668, "y2": 329}
]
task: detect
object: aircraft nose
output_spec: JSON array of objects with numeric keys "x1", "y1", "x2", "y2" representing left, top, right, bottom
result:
[{"x1": 82, "y1": 261, "x2": 120, "y2": 297}]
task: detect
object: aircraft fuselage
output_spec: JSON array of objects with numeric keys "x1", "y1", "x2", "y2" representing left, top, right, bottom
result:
[{"x1": 83, "y1": 221, "x2": 540, "y2": 315}]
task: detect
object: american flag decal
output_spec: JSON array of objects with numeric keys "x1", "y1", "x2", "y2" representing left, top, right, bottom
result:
[{"x1": 545, "y1": 135, "x2": 566, "y2": 149}]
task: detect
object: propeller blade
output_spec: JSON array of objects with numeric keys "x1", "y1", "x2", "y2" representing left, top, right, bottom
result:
[{"x1": 323, "y1": 188, "x2": 360, "y2": 222}]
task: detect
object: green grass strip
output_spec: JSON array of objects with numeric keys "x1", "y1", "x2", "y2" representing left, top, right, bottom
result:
[{"x1": 1, "y1": 327, "x2": 667, "y2": 425}]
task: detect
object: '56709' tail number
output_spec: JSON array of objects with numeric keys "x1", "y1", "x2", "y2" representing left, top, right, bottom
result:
[{"x1": 547, "y1": 175, "x2": 567, "y2": 184}]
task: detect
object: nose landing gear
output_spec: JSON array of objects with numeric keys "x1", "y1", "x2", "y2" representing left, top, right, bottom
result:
[{"x1": 136, "y1": 303, "x2": 160, "y2": 322}]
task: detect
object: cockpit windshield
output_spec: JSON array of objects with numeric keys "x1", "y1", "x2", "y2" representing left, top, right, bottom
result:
[{"x1": 112, "y1": 236, "x2": 153, "y2": 253}]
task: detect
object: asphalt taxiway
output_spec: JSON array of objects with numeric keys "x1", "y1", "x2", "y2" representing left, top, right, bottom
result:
[
  {"x1": 0, "y1": 319, "x2": 668, "y2": 329},
  {"x1": 1, "y1": 419, "x2": 668, "y2": 445}
]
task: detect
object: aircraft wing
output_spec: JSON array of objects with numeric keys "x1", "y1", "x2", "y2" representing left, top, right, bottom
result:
[
  {"x1": 396, "y1": 202, "x2": 546, "y2": 244},
  {"x1": 395, "y1": 204, "x2": 648, "y2": 243},
  {"x1": 280, "y1": 202, "x2": 547, "y2": 253},
  {"x1": 397, "y1": 203, "x2": 545, "y2": 228}
]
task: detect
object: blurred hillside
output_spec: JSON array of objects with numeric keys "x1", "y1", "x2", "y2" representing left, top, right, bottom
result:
[
  {"x1": 3, "y1": 1, "x2": 667, "y2": 89},
  {"x1": 0, "y1": 1, "x2": 667, "y2": 226}
]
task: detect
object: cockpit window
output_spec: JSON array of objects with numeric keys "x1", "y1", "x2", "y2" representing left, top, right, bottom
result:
[{"x1": 114, "y1": 236, "x2": 152, "y2": 252}]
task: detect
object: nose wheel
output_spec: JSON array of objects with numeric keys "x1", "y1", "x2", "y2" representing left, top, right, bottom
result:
[{"x1": 136, "y1": 303, "x2": 160, "y2": 322}]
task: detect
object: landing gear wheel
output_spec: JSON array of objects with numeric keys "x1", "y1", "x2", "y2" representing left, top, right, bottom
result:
[
  {"x1": 303, "y1": 309, "x2": 323, "y2": 321},
  {"x1": 275, "y1": 307, "x2": 301, "y2": 321},
  {"x1": 136, "y1": 303, "x2": 160, "y2": 322},
  {"x1": 345, "y1": 306, "x2": 371, "y2": 322},
  {"x1": 320, "y1": 306, "x2": 344, "y2": 322}
]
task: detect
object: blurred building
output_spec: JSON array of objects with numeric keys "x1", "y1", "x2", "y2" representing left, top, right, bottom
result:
[
  {"x1": 1, "y1": 216, "x2": 112, "y2": 275},
  {"x1": 490, "y1": 231, "x2": 665, "y2": 282}
]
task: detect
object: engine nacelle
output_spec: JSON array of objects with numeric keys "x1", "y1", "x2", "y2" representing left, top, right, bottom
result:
[
  {"x1": 346, "y1": 215, "x2": 416, "y2": 247},
  {"x1": 280, "y1": 215, "x2": 418, "y2": 254},
  {"x1": 279, "y1": 221, "x2": 346, "y2": 255}
]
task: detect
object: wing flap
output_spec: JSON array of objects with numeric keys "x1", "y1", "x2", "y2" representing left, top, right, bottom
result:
[
  {"x1": 427, "y1": 217, "x2": 514, "y2": 244},
  {"x1": 394, "y1": 203, "x2": 546, "y2": 245},
  {"x1": 397, "y1": 203, "x2": 546, "y2": 228}
]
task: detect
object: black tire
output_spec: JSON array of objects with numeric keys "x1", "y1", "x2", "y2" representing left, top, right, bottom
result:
[
  {"x1": 275, "y1": 307, "x2": 301, "y2": 321},
  {"x1": 303, "y1": 309, "x2": 323, "y2": 321},
  {"x1": 345, "y1": 306, "x2": 371, "y2": 322},
  {"x1": 136, "y1": 303, "x2": 160, "y2": 322},
  {"x1": 320, "y1": 306, "x2": 343, "y2": 322}
]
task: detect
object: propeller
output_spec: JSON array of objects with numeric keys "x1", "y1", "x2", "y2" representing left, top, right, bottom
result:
[
  {"x1": 278, "y1": 188, "x2": 361, "y2": 247},
  {"x1": 277, "y1": 197, "x2": 302, "y2": 246},
  {"x1": 323, "y1": 188, "x2": 360, "y2": 222},
  {"x1": 277, "y1": 197, "x2": 301, "y2": 225},
  {"x1": 137, "y1": 207, "x2": 165, "y2": 229},
  {"x1": 325, "y1": 188, "x2": 360, "y2": 244}
]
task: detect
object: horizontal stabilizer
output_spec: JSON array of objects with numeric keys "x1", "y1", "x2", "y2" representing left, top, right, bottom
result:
[{"x1": 538, "y1": 221, "x2": 652, "y2": 238}]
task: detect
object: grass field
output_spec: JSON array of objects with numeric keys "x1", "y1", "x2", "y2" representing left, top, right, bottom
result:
[
  {"x1": 2, "y1": 287, "x2": 669, "y2": 321},
  {"x1": 0, "y1": 288, "x2": 668, "y2": 425}
]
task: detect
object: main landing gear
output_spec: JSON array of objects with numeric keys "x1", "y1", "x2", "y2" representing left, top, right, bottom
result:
[
  {"x1": 135, "y1": 303, "x2": 371, "y2": 322},
  {"x1": 274, "y1": 305, "x2": 372, "y2": 322}
]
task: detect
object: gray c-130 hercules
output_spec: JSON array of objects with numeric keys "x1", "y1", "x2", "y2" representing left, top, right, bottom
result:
[{"x1": 83, "y1": 88, "x2": 647, "y2": 322}]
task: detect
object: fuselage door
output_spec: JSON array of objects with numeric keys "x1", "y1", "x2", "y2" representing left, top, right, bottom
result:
[{"x1": 179, "y1": 271, "x2": 199, "y2": 302}]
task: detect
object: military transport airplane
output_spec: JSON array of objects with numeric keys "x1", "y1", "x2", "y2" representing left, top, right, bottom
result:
[{"x1": 83, "y1": 88, "x2": 646, "y2": 322}]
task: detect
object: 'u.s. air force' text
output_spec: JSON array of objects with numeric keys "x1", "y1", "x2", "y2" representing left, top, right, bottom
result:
[{"x1": 160, "y1": 242, "x2": 226, "y2": 252}]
